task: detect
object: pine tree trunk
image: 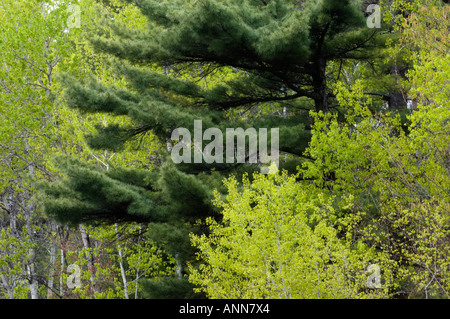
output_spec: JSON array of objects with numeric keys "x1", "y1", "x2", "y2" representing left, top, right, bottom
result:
[{"x1": 312, "y1": 57, "x2": 328, "y2": 112}]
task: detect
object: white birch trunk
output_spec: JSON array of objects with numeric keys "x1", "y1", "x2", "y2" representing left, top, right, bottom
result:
[
  {"x1": 47, "y1": 237, "x2": 56, "y2": 299},
  {"x1": 24, "y1": 199, "x2": 38, "y2": 299},
  {"x1": 25, "y1": 213, "x2": 39, "y2": 299},
  {"x1": 60, "y1": 247, "x2": 65, "y2": 298},
  {"x1": 115, "y1": 223, "x2": 129, "y2": 299},
  {"x1": 175, "y1": 253, "x2": 183, "y2": 279},
  {"x1": 1, "y1": 273, "x2": 14, "y2": 299},
  {"x1": 23, "y1": 140, "x2": 39, "y2": 299}
]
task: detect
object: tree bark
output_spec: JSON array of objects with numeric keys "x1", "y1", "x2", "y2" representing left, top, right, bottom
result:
[
  {"x1": 312, "y1": 57, "x2": 328, "y2": 112},
  {"x1": 115, "y1": 223, "x2": 129, "y2": 299},
  {"x1": 58, "y1": 225, "x2": 69, "y2": 298},
  {"x1": 24, "y1": 199, "x2": 39, "y2": 299},
  {"x1": 24, "y1": 140, "x2": 39, "y2": 299},
  {"x1": 79, "y1": 224, "x2": 99, "y2": 296},
  {"x1": 175, "y1": 253, "x2": 183, "y2": 279},
  {"x1": 47, "y1": 223, "x2": 57, "y2": 299},
  {"x1": 1, "y1": 274, "x2": 14, "y2": 299}
]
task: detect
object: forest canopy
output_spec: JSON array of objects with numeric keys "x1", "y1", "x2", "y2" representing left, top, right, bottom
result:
[{"x1": 0, "y1": 0, "x2": 448, "y2": 300}]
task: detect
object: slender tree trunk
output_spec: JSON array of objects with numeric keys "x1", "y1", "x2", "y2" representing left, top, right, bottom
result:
[
  {"x1": 23, "y1": 140, "x2": 39, "y2": 299},
  {"x1": 1, "y1": 190, "x2": 15, "y2": 298},
  {"x1": 134, "y1": 269, "x2": 140, "y2": 299},
  {"x1": 24, "y1": 200, "x2": 39, "y2": 299},
  {"x1": 58, "y1": 226, "x2": 68, "y2": 298},
  {"x1": 115, "y1": 223, "x2": 129, "y2": 299},
  {"x1": 27, "y1": 261, "x2": 39, "y2": 299},
  {"x1": 134, "y1": 224, "x2": 144, "y2": 299},
  {"x1": 47, "y1": 226, "x2": 56, "y2": 299},
  {"x1": 2, "y1": 188, "x2": 19, "y2": 299},
  {"x1": 1, "y1": 274, "x2": 14, "y2": 299},
  {"x1": 26, "y1": 233, "x2": 39, "y2": 299},
  {"x1": 175, "y1": 253, "x2": 183, "y2": 279},
  {"x1": 60, "y1": 247, "x2": 65, "y2": 298},
  {"x1": 47, "y1": 246, "x2": 55, "y2": 298},
  {"x1": 79, "y1": 224, "x2": 99, "y2": 296},
  {"x1": 6, "y1": 191, "x2": 16, "y2": 235}
]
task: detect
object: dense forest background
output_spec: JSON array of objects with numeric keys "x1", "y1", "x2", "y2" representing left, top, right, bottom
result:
[{"x1": 0, "y1": 0, "x2": 448, "y2": 299}]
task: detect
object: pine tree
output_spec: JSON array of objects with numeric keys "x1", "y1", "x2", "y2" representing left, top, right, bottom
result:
[{"x1": 39, "y1": 0, "x2": 387, "y2": 298}]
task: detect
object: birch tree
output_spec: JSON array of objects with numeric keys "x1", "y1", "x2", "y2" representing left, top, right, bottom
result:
[{"x1": 0, "y1": 0, "x2": 71, "y2": 298}]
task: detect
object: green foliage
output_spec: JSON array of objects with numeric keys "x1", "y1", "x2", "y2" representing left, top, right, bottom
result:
[
  {"x1": 38, "y1": 155, "x2": 163, "y2": 226},
  {"x1": 37, "y1": 1, "x2": 391, "y2": 299},
  {"x1": 0, "y1": 227, "x2": 37, "y2": 299},
  {"x1": 300, "y1": 75, "x2": 449, "y2": 297},
  {"x1": 189, "y1": 1, "x2": 449, "y2": 299},
  {"x1": 61, "y1": 224, "x2": 174, "y2": 299},
  {"x1": 189, "y1": 172, "x2": 391, "y2": 298},
  {"x1": 1, "y1": 0, "x2": 448, "y2": 300},
  {"x1": 1, "y1": 0, "x2": 173, "y2": 299}
]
